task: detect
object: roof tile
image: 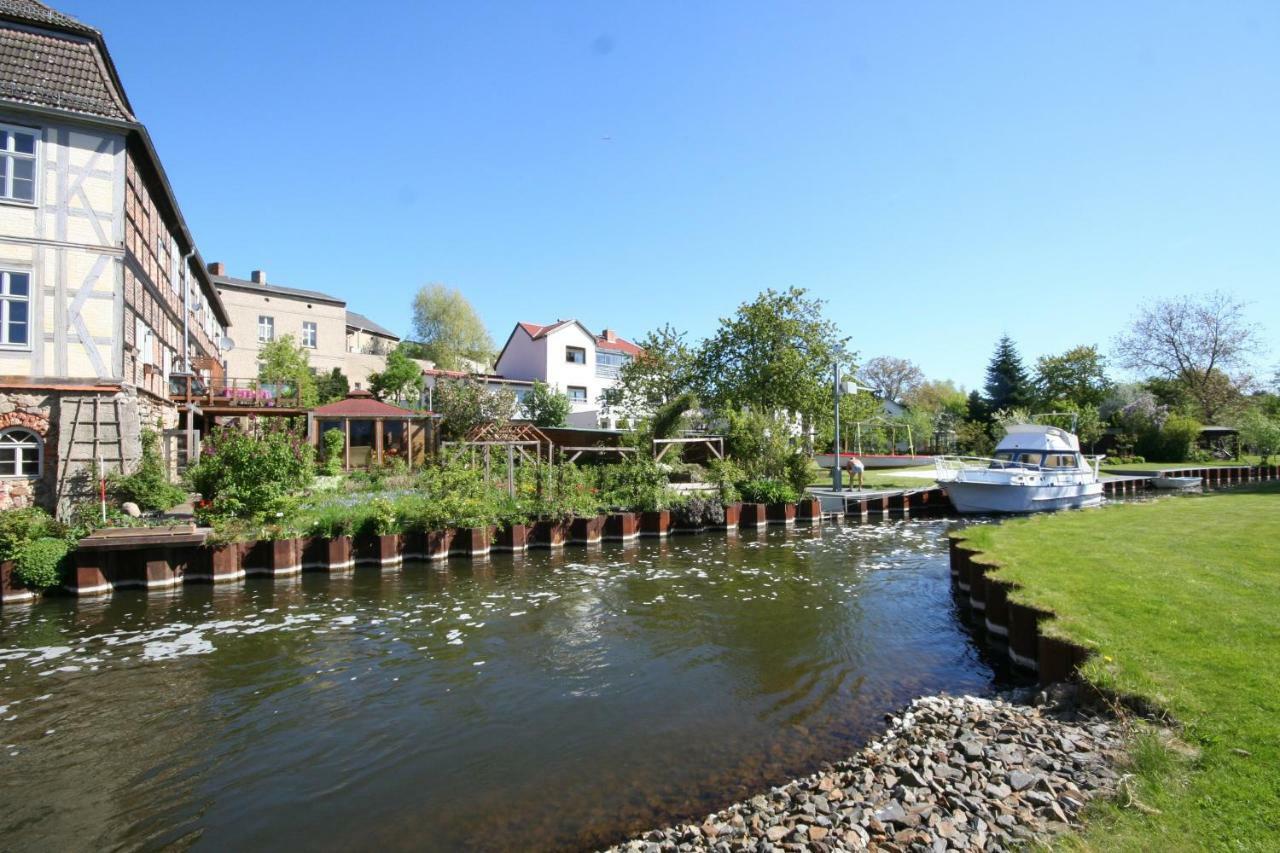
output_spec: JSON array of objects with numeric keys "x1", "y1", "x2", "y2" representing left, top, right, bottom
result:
[{"x1": 0, "y1": 26, "x2": 129, "y2": 119}]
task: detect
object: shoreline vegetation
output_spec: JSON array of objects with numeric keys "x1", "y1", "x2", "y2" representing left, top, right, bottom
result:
[{"x1": 954, "y1": 484, "x2": 1280, "y2": 850}]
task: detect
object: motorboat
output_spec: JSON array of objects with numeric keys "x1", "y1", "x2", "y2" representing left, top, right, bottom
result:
[
  {"x1": 815, "y1": 452, "x2": 935, "y2": 470},
  {"x1": 1150, "y1": 474, "x2": 1202, "y2": 490},
  {"x1": 934, "y1": 423, "x2": 1103, "y2": 514}
]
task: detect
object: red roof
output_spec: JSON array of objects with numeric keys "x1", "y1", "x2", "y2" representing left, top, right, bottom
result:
[
  {"x1": 515, "y1": 320, "x2": 643, "y2": 356},
  {"x1": 312, "y1": 390, "x2": 422, "y2": 418}
]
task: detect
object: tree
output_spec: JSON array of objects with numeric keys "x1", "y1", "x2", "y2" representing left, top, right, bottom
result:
[
  {"x1": 1113, "y1": 291, "x2": 1262, "y2": 423},
  {"x1": 410, "y1": 284, "x2": 494, "y2": 370},
  {"x1": 258, "y1": 334, "x2": 317, "y2": 408},
  {"x1": 983, "y1": 336, "x2": 1035, "y2": 414},
  {"x1": 905, "y1": 380, "x2": 968, "y2": 420},
  {"x1": 1238, "y1": 409, "x2": 1280, "y2": 464},
  {"x1": 695, "y1": 287, "x2": 847, "y2": 424},
  {"x1": 434, "y1": 377, "x2": 518, "y2": 441},
  {"x1": 858, "y1": 356, "x2": 924, "y2": 404},
  {"x1": 604, "y1": 324, "x2": 695, "y2": 417},
  {"x1": 523, "y1": 381, "x2": 571, "y2": 427},
  {"x1": 1035, "y1": 345, "x2": 1111, "y2": 409},
  {"x1": 369, "y1": 345, "x2": 424, "y2": 404},
  {"x1": 315, "y1": 368, "x2": 349, "y2": 404}
]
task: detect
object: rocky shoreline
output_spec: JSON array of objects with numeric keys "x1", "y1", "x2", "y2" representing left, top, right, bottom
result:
[{"x1": 602, "y1": 690, "x2": 1128, "y2": 852}]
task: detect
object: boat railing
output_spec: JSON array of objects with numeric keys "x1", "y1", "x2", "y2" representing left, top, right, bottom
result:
[{"x1": 934, "y1": 455, "x2": 1103, "y2": 479}]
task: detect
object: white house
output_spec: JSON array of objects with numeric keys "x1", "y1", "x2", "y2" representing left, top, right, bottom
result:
[{"x1": 494, "y1": 320, "x2": 641, "y2": 428}]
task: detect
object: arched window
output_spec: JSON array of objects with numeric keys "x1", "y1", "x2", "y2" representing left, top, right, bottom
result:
[{"x1": 0, "y1": 428, "x2": 41, "y2": 477}]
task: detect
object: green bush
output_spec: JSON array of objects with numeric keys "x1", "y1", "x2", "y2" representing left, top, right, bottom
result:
[
  {"x1": 0, "y1": 507, "x2": 62, "y2": 562},
  {"x1": 738, "y1": 478, "x2": 798, "y2": 504},
  {"x1": 111, "y1": 430, "x2": 186, "y2": 512},
  {"x1": 1159, "y1": 415, "x2": 1203, "y2": 462},
  {"x1": 13, "y1": 537, "x2": 70, "y2": 589},
  {"x1": 319, "y1": 428, "x2": 345, "y2": 476},
  {"x1": 187, "y1": 424, "x2": 314, "y2": 524},
  {"x1": 706, "y1": 458, "x2": 744, "y2": 504},
  {"x1": 673, "y1": 496, "x2": 724, "y2": 528}
]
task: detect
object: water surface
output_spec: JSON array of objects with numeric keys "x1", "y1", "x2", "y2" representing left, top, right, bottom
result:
[{"x1": 0, "y1": 521, "x2": 996, "y2": 851}]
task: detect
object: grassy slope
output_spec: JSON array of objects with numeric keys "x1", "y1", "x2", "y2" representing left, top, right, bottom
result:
[{"x1": 957, "y1": 485, "x2": 1280, "y2": 851}]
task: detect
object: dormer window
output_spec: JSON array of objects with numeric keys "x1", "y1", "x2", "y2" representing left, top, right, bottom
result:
[
  {"x1": 565, "y1": 346, "x2": 586, "y2": 365},
  {"x1": 0, "y1": 125, "x2": 37, "y2": 204}
]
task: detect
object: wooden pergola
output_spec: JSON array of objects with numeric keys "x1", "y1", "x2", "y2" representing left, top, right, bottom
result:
[{"x1": 307, "y1": 389, "x2": 438, "y2": 470}]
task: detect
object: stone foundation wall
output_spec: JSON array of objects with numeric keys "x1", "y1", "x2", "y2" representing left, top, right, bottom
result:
[{"x1": 0, "y1": 392, "x2": 56, "y2": 511}]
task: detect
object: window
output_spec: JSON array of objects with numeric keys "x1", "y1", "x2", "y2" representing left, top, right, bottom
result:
[
  {"x1": 302, "y1": 321, "x2": 317, "y2": 348},
  {"x1": 258, "y1": 315, "x2": 274, "y2": 343},
  {"x1": 0, "y1": 270, "x2": 30, "y2": 347},
  {"x1": 596, "y1": 349, "x2": 629, "y2": 378},
  {"x1": 565, "y1": 346, "x2": 586, "y2": 364},
  {"x1": 567, "y1": 385, "x2": 588, "y2": 403},
  {"x1": 0, "y1": 125, "x2": 37, "y2": 203},
  {"x1": 1044, "y1": 453, "x2": 1080, "y2": 469},
  {"x1": 0, "y1": 428, "x2": 41, "y2": 477}
]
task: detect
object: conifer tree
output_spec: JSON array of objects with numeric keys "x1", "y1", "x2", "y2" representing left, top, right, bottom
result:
[{"x1": 982, "y1": 336, "x2": 1034, "y2": 413}]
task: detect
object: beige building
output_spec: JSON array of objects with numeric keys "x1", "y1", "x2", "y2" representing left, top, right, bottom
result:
[
  {"x1": 209, "y1": 264, "x2": 400, "y2": 392},
  {"x1": 0, "y1": 0, "x2": 230, "y2": 514}
]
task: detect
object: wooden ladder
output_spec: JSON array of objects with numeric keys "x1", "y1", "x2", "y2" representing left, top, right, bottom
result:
[{"x1": 56, "y1": 395, "x2": 129, "y2": 511}]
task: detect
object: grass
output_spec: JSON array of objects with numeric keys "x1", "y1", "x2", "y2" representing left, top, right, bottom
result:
[
  {"x1": 806, "y1": 463, "x2": 938, "y2": 491},
  {"x1": 955, "y1": 484, "x2": 1280, "y2": 851}
]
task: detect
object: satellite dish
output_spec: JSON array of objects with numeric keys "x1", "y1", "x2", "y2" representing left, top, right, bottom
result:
[{"x1": 220, "y1": 336, "x2": 236, "y2": 352}]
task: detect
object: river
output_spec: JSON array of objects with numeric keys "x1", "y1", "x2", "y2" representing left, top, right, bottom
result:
[{"x1": 0, "y1": 520, "x2": 999, "y2": 851}]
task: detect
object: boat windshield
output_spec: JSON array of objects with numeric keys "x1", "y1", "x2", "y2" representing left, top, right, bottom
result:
[
  {"x1": 1043, "y1": 453, "x2": 1082, "y2": 469},
  {"x1": 991, "y1": 450, "x2": 1044, "y2": 468}
]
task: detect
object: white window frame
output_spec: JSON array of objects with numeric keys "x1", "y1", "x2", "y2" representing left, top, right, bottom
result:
[
  {"x1": 0, "y1": 427, "x2": 42, "y2": 478},
  {"x1": 0, "y1": 123, "x2": 38, "y2": 205},
  {"x1": 301, "y1": 321, "x2": 317, "y2": 349},
  {"x1": 0, "y1": 268, "x2": 32, "y2": 350},
  {"x1": 258, "y1": 315, "x2": 275, "y2": 343},
  {"x1": 567, "y1": 385, "x2": 588, "y2": 403},
  {"x1": 565, "y1": 346, "x2": 586, "y2": 365}
]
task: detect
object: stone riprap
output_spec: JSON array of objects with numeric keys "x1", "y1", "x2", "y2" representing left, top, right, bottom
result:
[{"x1": 602, "y1": 692, "x2": 1126, "y2": 852}]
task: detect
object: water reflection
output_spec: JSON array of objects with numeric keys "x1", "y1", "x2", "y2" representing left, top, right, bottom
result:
[{"x1": 0, "y1": 520, "x2": 996, "y2": 851}]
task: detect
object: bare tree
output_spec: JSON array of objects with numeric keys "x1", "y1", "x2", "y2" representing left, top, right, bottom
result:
[
  {"x1": 1113, "y1": 292, "x2": 1262, "y2": 422},
  {"x1": 858, "y1": 356, "x2": 924, "y2": 403}
]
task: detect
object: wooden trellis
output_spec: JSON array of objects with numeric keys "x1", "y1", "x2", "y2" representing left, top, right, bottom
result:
[{"x1": 653, "y1": 436, "x2": 725, "y2": 462}]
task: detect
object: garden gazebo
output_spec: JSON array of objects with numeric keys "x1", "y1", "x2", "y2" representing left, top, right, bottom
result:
[{"x1": 308, "y1": 390, "x2": 438, "y2": 470}]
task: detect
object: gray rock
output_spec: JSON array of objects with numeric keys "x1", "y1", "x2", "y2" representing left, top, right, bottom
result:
[{"x1": 122, "y1": 501, "x2": 142, "y2": 518}]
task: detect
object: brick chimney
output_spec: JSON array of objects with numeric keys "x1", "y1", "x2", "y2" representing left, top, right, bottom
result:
[
  {"x1": 602, "y1": 328, "x2": 618, "y2": 343},
  {"x1": 251, "y1": 270, "x2": 267, "y2": 285},
  {"x1": 207, "y1": 261, "x2": 226, "y2": 276}
]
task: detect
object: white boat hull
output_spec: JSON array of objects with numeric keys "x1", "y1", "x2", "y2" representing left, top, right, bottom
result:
[
  {"x1": 1151, "y1": 476, "x2": 1201, "y2": 490},
  {"x1": 940, "y1": 480, "x2": 1104, "y2": 514}
]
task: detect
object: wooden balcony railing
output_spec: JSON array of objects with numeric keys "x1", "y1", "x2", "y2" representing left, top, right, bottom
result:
[{"x1": 169, "y1": 375, "x2": 305, "y2": 409}]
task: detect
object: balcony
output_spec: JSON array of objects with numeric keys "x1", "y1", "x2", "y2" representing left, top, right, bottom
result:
[{"x1": 169, "y1": 375, "x2": 307, "y2": 412}]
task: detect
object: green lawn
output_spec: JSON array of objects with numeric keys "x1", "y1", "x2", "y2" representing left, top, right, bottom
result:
[
  {"x1": 955, "y1": 485, "x2": 1280, "y2": 851},
  {"x1": 807, "y1": 463, "x2": 938, "y2": 492}
]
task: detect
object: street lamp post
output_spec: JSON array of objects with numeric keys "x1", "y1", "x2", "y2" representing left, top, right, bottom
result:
[{"x1": 833, "y1": 358, "x2": 843, "y2": 492}]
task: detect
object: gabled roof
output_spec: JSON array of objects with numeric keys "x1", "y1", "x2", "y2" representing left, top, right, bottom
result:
[
  {"x1": 0, "y1": 0, "x2": 95, "y2": 35},
  {"x1": 346, "y1": 310, "x2": 398, "y2": 340},
  {"x1": 498, "y1": 319, "x2": 643, "y2": 366},
  {"x1": 212, "y1": 273, "x2": 345, "y2": 308},
  {"x1": 312, "y1": 390, "x2": 422, "y2": 418}
]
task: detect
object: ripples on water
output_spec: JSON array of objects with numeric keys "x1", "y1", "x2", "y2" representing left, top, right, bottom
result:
[{"x1": 0, "y1": 520, "x2": 997, "y2": 851}]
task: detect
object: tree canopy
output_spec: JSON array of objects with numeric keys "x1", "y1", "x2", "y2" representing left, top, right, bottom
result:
[
  {"x1": 1113, "y1": 291, "x2": 1261, "y2": 423},
  {"x1": 369, "y1": 345, "x2": 424, "y2": 404},
  {"x1": 983, "y1": 336, "x2": 1035, "y2": 414},
  {"x1": 410, "y1": 284, "x2": 495, "y2": 370},
  {"x1": 694, "y1": 287, "x2": 847, "y2": 423},
  {"x1": 257, "y1": 334, "x2": 317, "y2": 408},
  {"x1": 434, "y1": 377, "x2": 518, "y2": 441},
  {"x1": 858, "y1": 356, "x2": 924, "y2": 404},
  {"x1": 604, "y1": 324, "x2": 695, "y2": 418},
  {"x1": 1035, "y1": 345, "x2": 1112, "y2": 409},
  {"x1": 523, "y1": 381, "x2": 571, "y2": 427},
  {"x1": 315, "y1": 368, "x2": 350, "y2": 405}
]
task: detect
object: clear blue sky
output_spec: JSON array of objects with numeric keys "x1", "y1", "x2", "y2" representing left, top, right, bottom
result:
[{"x1": 65, "y1": 1, "x2": 1279, "y2": 389}]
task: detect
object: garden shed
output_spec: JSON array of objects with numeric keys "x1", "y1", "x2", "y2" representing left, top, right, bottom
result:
[{"x1": 307, "y1": 390, "x2": 438, "y2": 470}]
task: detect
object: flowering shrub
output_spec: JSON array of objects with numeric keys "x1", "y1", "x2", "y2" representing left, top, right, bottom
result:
[{"x1": 187, "y1": 423, "x2": 314, "y2": 524}]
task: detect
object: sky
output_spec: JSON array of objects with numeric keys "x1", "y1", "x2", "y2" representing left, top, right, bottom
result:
[{"x1": 62, "y1": 1, "x2": 1279, "y2": 389}]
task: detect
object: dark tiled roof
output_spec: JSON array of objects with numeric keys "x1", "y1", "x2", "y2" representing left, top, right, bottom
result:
[
  {"x1": 0, "y1": 0, "x2": 96, "y2": 36},
  {"x1": 0, "y1": 26, "x2": 130, "y2": 119},
  {"x1": 312, "y1": 391, "x2": 422, "y2": 419},
  {"x1": 211, "y1": 274, "x2": 346, "y2": 308},
  {"x1": 345, "y1": 310, "x2": 399, "y2": 340}
]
